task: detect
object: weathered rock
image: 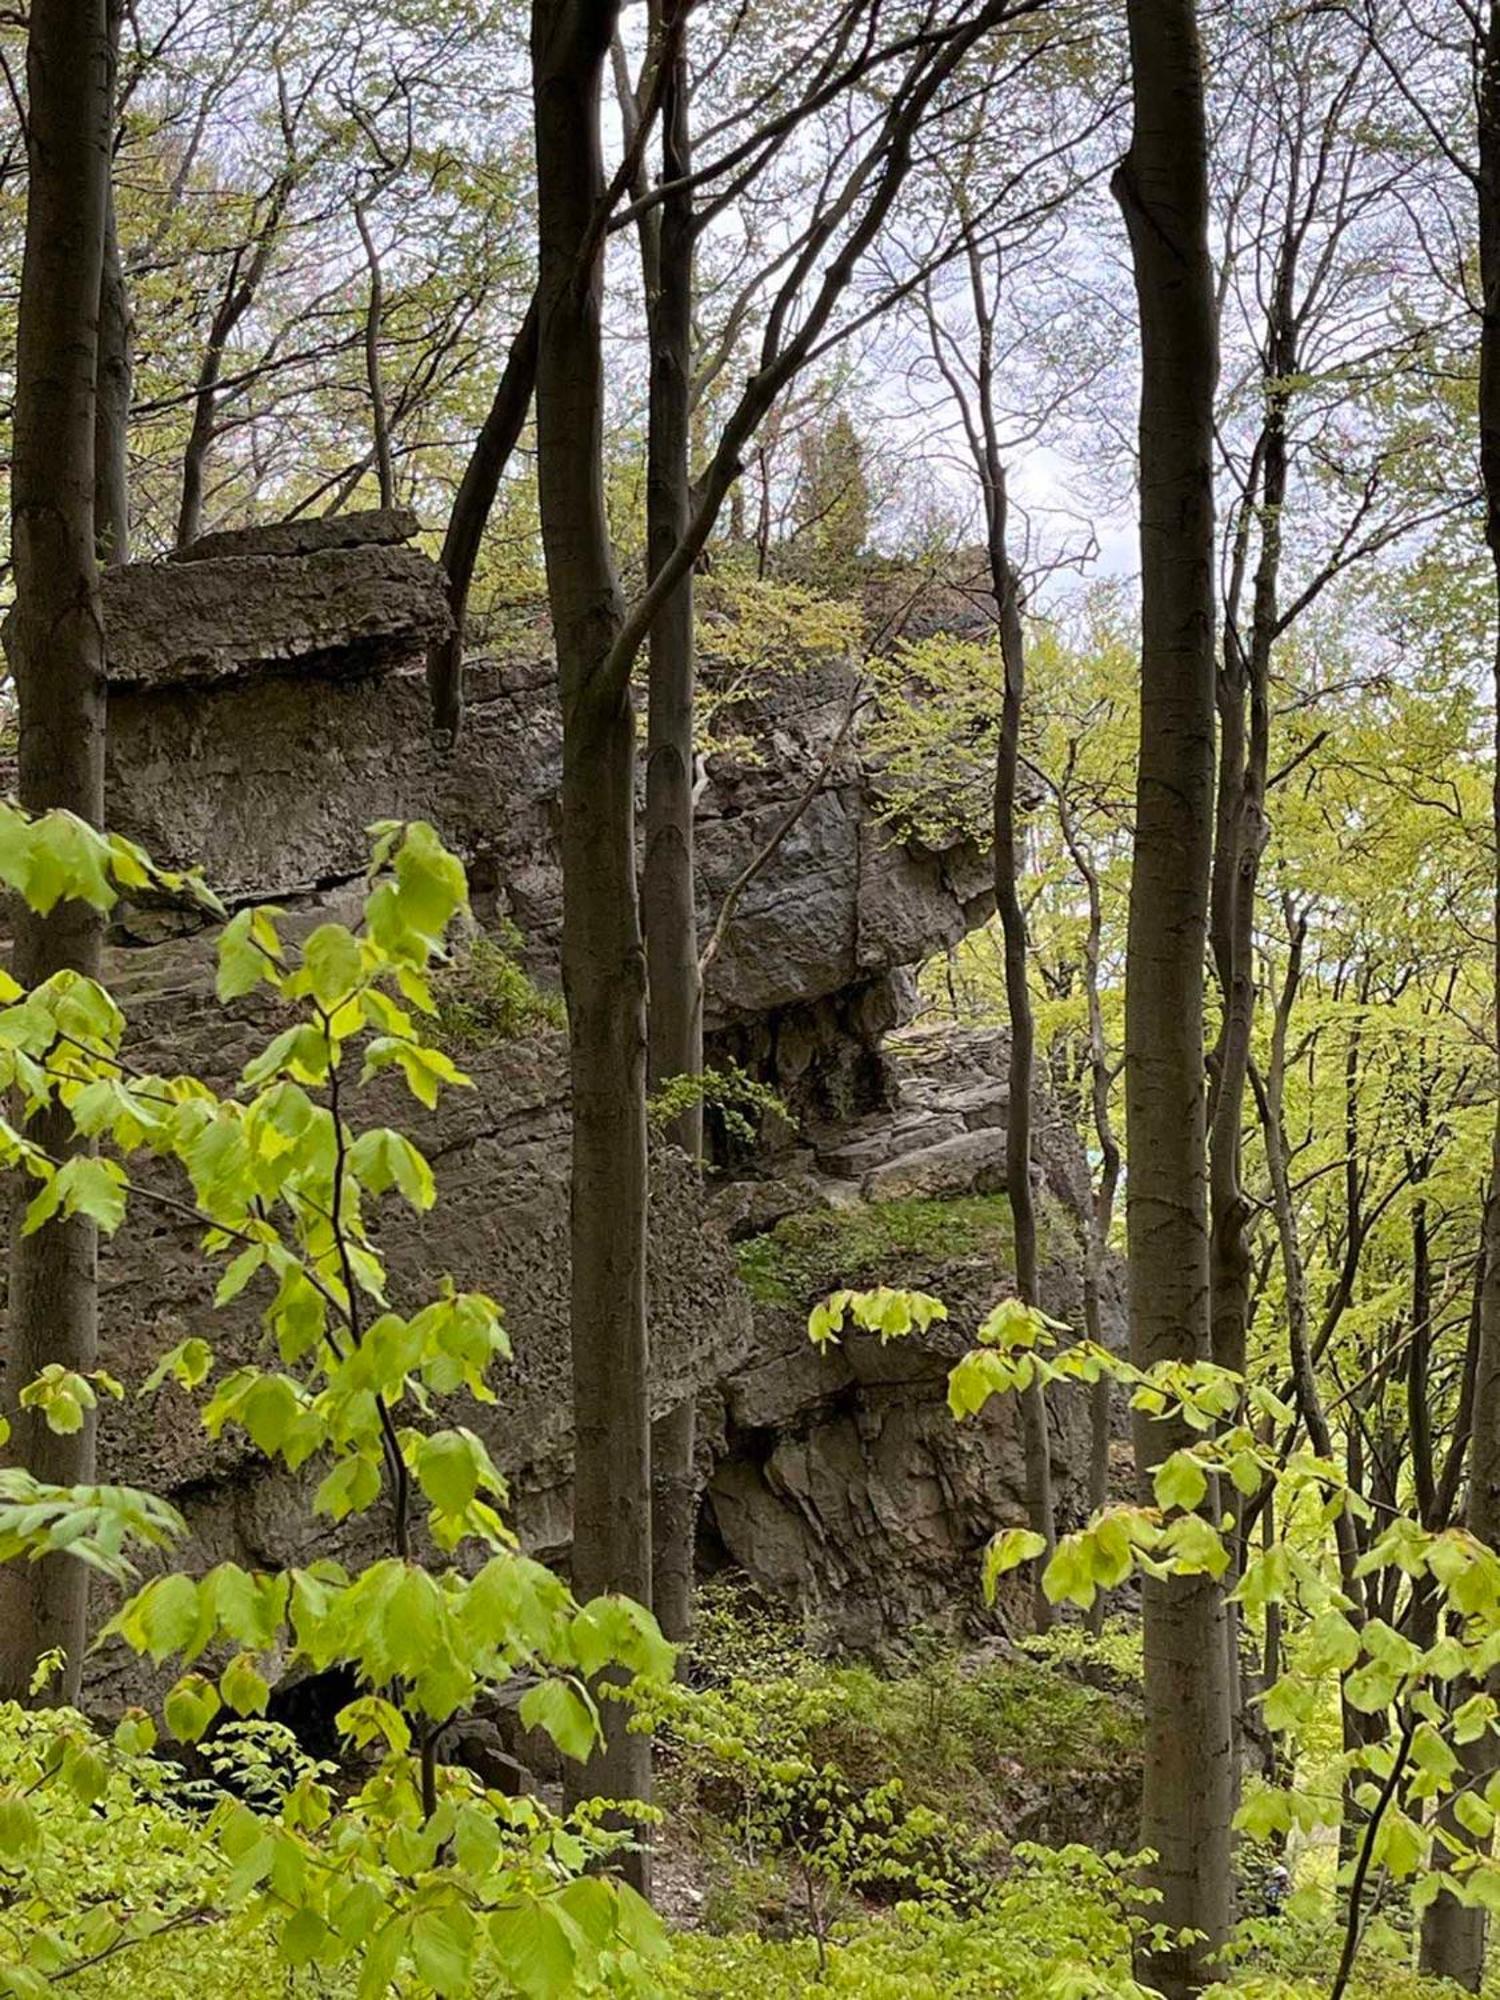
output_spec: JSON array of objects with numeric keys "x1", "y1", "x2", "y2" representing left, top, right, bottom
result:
[
  {"x1": 169, "y1": 507, "x2": 420, "y2": 564},
  {"x1": 100, "y1": 535, "x2": 988, "y2": 1108},
  {"x1": 861, "y1": 1127, "x2": 1009, "y2": 1202},
  {"x1": 102, "y1": 545, "x2": 451, "y2": 691},
  {"x1": 702, "y1": 1025, "x2": 1123, "y2": 1650},
  {"x1": 62, "y1": 908, "x2": 753, "y2": 1710},
  {"x1": 24, "y1": 527, "x2": 1121, "y2": 1688}
]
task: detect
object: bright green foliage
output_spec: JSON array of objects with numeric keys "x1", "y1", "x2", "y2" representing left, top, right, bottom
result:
[
  {"x1": 646, "y1": 1065, "x2": 786, "y2": 1146},
  {"x1": 664, "y1": 1843, "x2": 1171, "y2": 1999},
  {"x1": 431, "y1": 928, "x2": 566, "y2": 1051},
  {"x1": 735, "y1": 1193, "x2": 1014, "y2": 1309},
  {"x1": 811, "y1": 1284, "x2": 1500, "y2": 1986},
  {"x1": 0, "y1": 811, "x2": 675, "y2": 1998}
]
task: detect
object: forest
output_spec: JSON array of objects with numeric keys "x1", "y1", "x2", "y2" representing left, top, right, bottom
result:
[{"x1": 8, "y1": 0, "x2": 1500, "y2": 1995}]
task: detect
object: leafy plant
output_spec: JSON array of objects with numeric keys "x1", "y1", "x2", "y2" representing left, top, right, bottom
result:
[
  {"x1": 431, "y1": 925, "x2": 565, "y2": 1049},
  {"x1": 0, "y1": 806, "x2": 675, "y2": 1998}
]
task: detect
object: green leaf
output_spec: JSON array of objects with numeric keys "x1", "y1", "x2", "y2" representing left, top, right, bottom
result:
[
  {"x1": 164, "y1": 1671, "x2": 221, "y2": 1743},
  {"x1": 314, "y1": 1453, "x2": 382, "y2": 1522},
  {"x1": 982, "y1": 1527, "x2": 1047, "y2": 1604},
  {"x1": 217, "y1": 908, "x2": 278, "y2": 1002},
  {"x1": 1234, "y1": 1786, "x2": 1293, "y2": 1841},
  {"x1": 569, "y1": 1595, "x2": 676, "y2": 1682},
  {"x1": 220, "y1": 1652, "x2": 271, "y2": 1716},
  {"x1": 488, "y1": 1898, "x2": 578, "y2": 2000},
  {"x1": 1374, "y1": 1807, "x2": 1425, "y2": 1879},
  {"x1": 1153, "y1": 1450, "x2": 1208, "y2": 1513},
  {"x1": 301, "y1": 924, "x2": 365, "y2": 1007},
  {"x1": 410, "y1": 1903, "x2": 476, "y2": 1996},
  {"x1": 518, "y1": 1677, "x2": 599, "y2": 1761},
  {"x1": 0, "y1": 1789, "x2": 40, "y2": 1856},
  {"x1": 134, "y1": 1573, "x2": 200, "y2": 1663},
  {"x1": 142, "y1": 1338, "x2": 214, "y2": 1394},
  {"x1": 416, "y1": 1431, "x2": 483, "y2": 1515},
  {"x1": 280, "y1": 1906, "x2": 330, "y2": 1968},
  {"x1": 349, "y1": 1127, "x2": 437, "y2": 1210},
  {"x1": 22, "y1": 1155, "x2": 127, "y2": 1237}
]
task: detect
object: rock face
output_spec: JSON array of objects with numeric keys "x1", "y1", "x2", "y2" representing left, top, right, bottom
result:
[
  {"x1": 36, "y1": 517, "x2": 1115, "y2": 1693},
  {"x1": 101, "y1": 523, "x2": 990, "y2": 1119},
  {"x1": 700, "y1": 1027, "x2": 1121, "y2": 1651},
  {"x1": 74, "y1": 903, "x2": 753, "y2": 1710}
]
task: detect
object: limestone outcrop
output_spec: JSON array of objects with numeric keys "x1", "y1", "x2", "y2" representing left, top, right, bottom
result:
[
  {"x1": 73, "y1": 906, "x2": 753, "y2": 1709},
  {"x1": 5, "y1": 513, "x2": 1119, "y2": 1695},
  {"x1": 700, "y1": 1027, "x2": 1120, "y2": 1651}
]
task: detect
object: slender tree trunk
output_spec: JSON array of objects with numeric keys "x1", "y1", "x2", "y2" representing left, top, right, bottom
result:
[
  {"x1": 94, "y1": 0, "x2": 130, "y2": 567},
  {"x1": 425, "y1": 299, "x2": 539, "y2": 742},
  {"x1": 177, "y1": 352, "x2": 223, "y2": 549},
  {"x1": 639, "y1": 0, "x2": 702, "y2": 1648},
  {"x1": 1419, "y1": 8, "x2": 1500, "y2": 1982},
  {"x1": 0, "y1": 0, "x2": 112, "y2": 1706},
  {"x1": 1057, "y1": 795, "x2": 1121, "y2": 1635},
  {"x1": 1115, "y1": 3, "x2": 1234, "y2": 1988},
  {"x1": 354, "y1": 199, "x2": 395, "y2": 510},
  {"x1": 531, "y1": 0, "x2": 652, "y2": 1864},
  {"x1": 989, "y1": 484, "x2": 1055, "y2": 1625}
]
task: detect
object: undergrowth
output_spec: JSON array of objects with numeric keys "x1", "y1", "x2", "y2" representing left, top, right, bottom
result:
[
  {"x1": 734, "y1": 1193, "x2": 1016, "y2": 1308},
  {"x1": 433, "y1": 925, "x2": 565, "y2": 1048}
]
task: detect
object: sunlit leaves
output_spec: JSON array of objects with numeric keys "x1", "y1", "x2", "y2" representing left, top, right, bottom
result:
[
  {"x1": 0, "y1": 815, "x2": 687, "y2": 1998},
  {"x1": 18, "y1": 1365, "x2": 122, "y2": 1435},
  {"x1": 349, "y1": 1126, "x2": 436, "y2": 1209},
  {"x1": 0, "y1": 1474, "x2": 185, "y2": 1580},
  {"x1": 21, "y1": 1155, "x2": 128, "y2": 1237},
  {"x1": 808, "y1": 1285, "x2": 947, "y2": 1348},
  {"x1": 982, "y1": 1527, "x2": 1047, "y2": 1603}
]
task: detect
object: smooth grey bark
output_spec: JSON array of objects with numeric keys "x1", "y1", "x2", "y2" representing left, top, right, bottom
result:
[
  {"x1": 175, "y1": 173, "x2": 293, "y2": 547},
  {"x1": 0, "y1": 0, "x2": 112, "y2": 1706},
  {"x1": 978, "y1": 351, "x2": 1056, "y2": 1627},
  {"x1": 1052, "y1": 782, "x2": 1120, "y2": 1635},
  {"x1": 921, "y1": 224, "x2": 1058, "y2": 1621},
  {"x1": 531, "y1": 0, "x2": 652, "y2": 1853},
  {"x1": 1115, "y1": 1, "x2": 1234, "y2": 1988},
  {"x1": 353, "y1": 198, "x2": 395, "y2": 510}
]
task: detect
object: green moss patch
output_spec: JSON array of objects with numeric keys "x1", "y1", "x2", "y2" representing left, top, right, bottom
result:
[{"x1": 735, "y1": 1193, "x2": 1016, "y2": 1309}]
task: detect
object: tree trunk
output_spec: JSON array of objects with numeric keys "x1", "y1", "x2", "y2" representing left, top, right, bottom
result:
[
  {"x1": 1115, "y1": 2, "x2": 1234, "y2": 1988},
  {"x1": 425, "y1": 299, "x2": 539, "y2": 743},
  {"x1": 1419, "y1": 7, "x2": 1500, "y2": 1982},
  {"x1": 640, "y1": 0, "x2": 702, "y2": 1649},
  {"x1": 94, "y1": 0, "x2": 130, "y2": 567},
  {"x1": 1058, "y1": 796, "x2": 1121, "y2": 1636},
  {"x1": 354, "y1": 199, "x2": 395, "y2": 510},
  {"x1": 531, "y1": 0, "x2": 653, "y2": 1860},
  {"x1": 0, "y1": 0, "x2": 112, "y2": 1706},
  {"x1": 989, "y1": 485, "x2": 1055, "y2": 1626}
]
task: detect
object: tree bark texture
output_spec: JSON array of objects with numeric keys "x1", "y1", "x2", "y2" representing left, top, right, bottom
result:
[
  {"x1": 94, "y1": 0, "x2": 130, "y2": 567},
  {"x1": 1116, "y1": 2, "x2": 1234, "y2": 1987},
  {"x1": 640, "y1": 0, "x2": 701, "y2": 1647},
  {"x1": 531, "y1": 0, "x2": 653, "y2": 1846},
  {"x1": 426, "y1": 299, "x2": 539, "y2": 742},
  {"x1": 1419, "y1": 6, "x2": 1500, "y2": 1983},
  {"x1": 0, "y1": 0, "x2": 112, "y2": 1705}
]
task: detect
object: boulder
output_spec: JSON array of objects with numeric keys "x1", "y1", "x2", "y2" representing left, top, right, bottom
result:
[{"x1": 100, "y1": 528, "x2": 990, "y2": 1120}]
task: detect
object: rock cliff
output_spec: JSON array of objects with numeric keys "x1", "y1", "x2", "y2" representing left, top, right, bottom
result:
[{"x1": 6, "y1": 511, "x2": 1116, "y2": 1695}]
